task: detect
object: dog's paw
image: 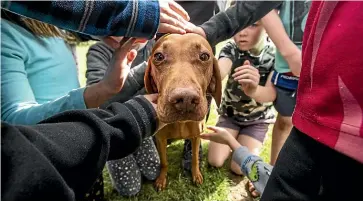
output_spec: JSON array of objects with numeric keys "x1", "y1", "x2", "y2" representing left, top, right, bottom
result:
[
  {"x1": 192, "y1": 169, "x2": 203, "y2": 185},
  {"x1": 154, "y1": 175, "x2": 167, "y2": 191}
]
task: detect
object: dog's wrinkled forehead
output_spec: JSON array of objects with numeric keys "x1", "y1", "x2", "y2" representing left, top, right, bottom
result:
[{"x1": 152, "y1": 33, "x2": 213, "y2": 53}]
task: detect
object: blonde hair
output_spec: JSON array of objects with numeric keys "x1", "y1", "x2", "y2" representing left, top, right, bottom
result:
[{"x1": 20, "y1": 17, "x2": 80, "y2": 44}]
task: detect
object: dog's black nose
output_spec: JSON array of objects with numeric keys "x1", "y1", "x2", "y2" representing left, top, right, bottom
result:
[{"x1": 168, "y1": 88, "x2": 200, "y2": 112}]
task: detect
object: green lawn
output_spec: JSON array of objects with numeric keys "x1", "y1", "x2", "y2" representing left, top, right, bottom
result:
[{"x1": 76, "y1": 41, "x2": 272, "y2": 201}]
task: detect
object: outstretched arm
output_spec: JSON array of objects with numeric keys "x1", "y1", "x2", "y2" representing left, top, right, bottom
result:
[
  {"x1": 1, "y1": 95, "x2": 160, "y2": 201},
  {"x1": 261, "y1": 10, "x2": 301, "y2": 76},
  {"x1": 1, "y1": 1, "x2": 160, "y2": 39},
  {"x1": 247, "y1": 71, "x2": 276, "y2": 103},
  {"x1": 195, "y1": 1, "x2": 282, "y2": 45},
  {"x1": 1, "y1": 0, "x2": 191, "y2": 39},
  {"x1": 200, "y1": 126, "x2": 273, "y2": 194}
]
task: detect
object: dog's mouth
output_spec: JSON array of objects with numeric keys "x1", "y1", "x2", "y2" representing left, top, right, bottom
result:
[{"x1": 158, "y1": 112, "x2": 205, "y2": 124}]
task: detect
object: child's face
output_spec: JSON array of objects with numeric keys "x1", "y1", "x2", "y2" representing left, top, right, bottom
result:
[{"x1": 233, "y1": 21, "x2": 265, "y2": 51}]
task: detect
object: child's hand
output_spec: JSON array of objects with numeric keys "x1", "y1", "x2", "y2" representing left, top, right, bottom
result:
[
  {"x1": 232, "y1": 60, "x2": 260, "y2": 97},
  {"x1": 84, "y1": 38, "x2": 142, "y2": 108},
  {"x1": 142, "y1": 94, "x2": 167, "y2": 132},
  {"x1": 158, "y1": 0, "x2": 191, "y2": 34},
  {"x1": 100, "y1": 37, "x2": 138, "y2": 95},
  {"x1": 186, "y1": 23, "x2": 206, "y2": 38},
  {"x1": 200, "y1": 126, "x2": 235, "y2": 146}
]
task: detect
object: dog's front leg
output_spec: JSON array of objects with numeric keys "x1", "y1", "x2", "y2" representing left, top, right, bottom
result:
[
  {"x1": 191, "y1": 137, "x2": 203, "y2": 185},
  {"x1": 154, "y1": 135, "x2": 168, "y2": 191}
]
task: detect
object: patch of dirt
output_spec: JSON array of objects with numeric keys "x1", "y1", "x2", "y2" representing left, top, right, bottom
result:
[{"x1": 227, "y1": 172, "x2": 253, "y2": 201}]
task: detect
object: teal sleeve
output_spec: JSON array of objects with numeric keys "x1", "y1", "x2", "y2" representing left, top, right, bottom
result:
[
  {"x1": 1, "y1": 26, "x2": 87, "y2": 125},
  {"x1": 1, "y1": 62, "x2": 87, "y2": 125}
]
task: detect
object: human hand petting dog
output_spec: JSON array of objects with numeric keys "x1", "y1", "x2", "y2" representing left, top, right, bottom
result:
[
  {"x1": 200, "y1": 126, "x2": 241, "y2": 151},
  {"x1": 142, "y1": 94, "x2": 167, "y2": 131},
  {"x1": 101, "y1": 37, "x2": 139, "y2": 95},
  {"x1": 84, "y1": 37, "x2": 139, "y2": 108},
  {"x1": 232, "y1": 60, "x2": 260, "y2": 97},
  {"x1": 101, "y1": 0, "x2": 190, "y2": 48},
  {"x1": 185, "y1": 23, "x2": 206, "y2": 38},
  {"x1": 158, "y1": 0, "x2": 191, "y2": 34}
]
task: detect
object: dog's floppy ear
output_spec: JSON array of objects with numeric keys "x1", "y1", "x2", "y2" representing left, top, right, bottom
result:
[
  {"x1": 144, "y1": 59, "x2": 158, "y2": 93},
  {"x1": 207, "y1": 58, "x2": 222, "y2": 107}
]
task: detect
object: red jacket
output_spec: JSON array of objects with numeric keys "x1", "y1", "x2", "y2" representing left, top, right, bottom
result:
[{"x1": 293, "y1": 1, "x2": 363, "y2": 163}]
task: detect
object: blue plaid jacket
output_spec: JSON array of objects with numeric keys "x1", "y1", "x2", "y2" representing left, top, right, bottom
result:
[{"x1": 1, "y1": 1, "x2": 160, "y2": 39}]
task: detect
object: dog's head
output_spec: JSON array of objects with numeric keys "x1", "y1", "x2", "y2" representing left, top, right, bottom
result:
[{"x1": 144, "y1": 33, "x2": 222, "y2": 123}]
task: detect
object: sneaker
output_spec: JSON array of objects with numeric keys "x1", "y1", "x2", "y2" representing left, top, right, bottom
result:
[{"x1": 181, "y1": 139, "x2": 203, "y2": 173}]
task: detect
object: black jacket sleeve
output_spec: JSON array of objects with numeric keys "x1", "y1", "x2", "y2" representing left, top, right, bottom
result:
[
  {"x1": 200, "y1": 1, "x2": 283, "y2": 45},
  {"x1": 1, "y1": 96, "x2": 157, "y2": 201}
]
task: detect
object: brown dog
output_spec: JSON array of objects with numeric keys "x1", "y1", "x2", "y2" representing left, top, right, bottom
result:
[{"x1": 144, "y1": 33, "x2": 222, "y2": 191}]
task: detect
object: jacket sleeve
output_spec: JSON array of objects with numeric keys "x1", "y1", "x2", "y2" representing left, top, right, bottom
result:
[
  {"x1": 1, "y1": 21, "x2": 87, "y2": 125},
  {"x1": 0, "y1": 1, "x2": 160, "y2": 39},
  {"x1": 200, "y1": 1, "x2": 282, "y2": 45},
  {"x1": 1, "y1": 96, "x2": 157, "y2": 201}
]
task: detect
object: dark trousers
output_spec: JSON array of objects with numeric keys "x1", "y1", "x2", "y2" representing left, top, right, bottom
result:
[{"x1": 261, "y1": 127, "x2": 363, "y2": 201}]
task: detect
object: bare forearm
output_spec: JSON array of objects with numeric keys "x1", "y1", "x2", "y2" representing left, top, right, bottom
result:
[
  {"x1": 83, "y1": 82, "x2": 117, "y2": 108},
  {"x1": 261, "y1": 10, "x2": 301, "y2": 75},
  {"x1": 220, "y1": 68, "x2": 231, "y2": 80},
  {"x1": 249, "y1": 85, "x2": 276, "y2": 103},
  {"x1": 218, "y1": 58, "x2": 233, "y2": 80},
  {"x1": 229, "y1": 138, "x2": 242, "y2": 151},
  {"x1": 261, "y1": 10, "x2": 295, "y2": 58}
]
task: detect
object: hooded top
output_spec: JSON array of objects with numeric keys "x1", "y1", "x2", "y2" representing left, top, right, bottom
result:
[{"x1": 293, "y1": 1, "x2": 363, "y2": 163}]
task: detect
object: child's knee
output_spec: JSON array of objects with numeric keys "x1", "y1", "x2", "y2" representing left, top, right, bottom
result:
[
  {"x1": 208, "y1": 156, "x2": 225, "y2": 168},
  {"x1": 275, "y1": 115, "x2": 293, "y2": 130}
]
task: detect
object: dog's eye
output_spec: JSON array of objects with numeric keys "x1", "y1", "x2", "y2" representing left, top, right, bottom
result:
[
  {"x1": 154, "y1": 52, "x2": 165, "y2": 62},
  {"x1": 199, "y1": 53, "x2": 210, "y2": 61}
]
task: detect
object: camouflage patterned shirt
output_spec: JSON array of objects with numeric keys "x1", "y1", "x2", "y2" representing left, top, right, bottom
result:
[{"x1": 218, "y1": 41, "x2": 276, "y2": 125}]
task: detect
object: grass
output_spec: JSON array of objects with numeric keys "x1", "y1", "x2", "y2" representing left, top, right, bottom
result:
[{"x1": 76, "y1": 41, "x2": 272, "y2": 201}]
